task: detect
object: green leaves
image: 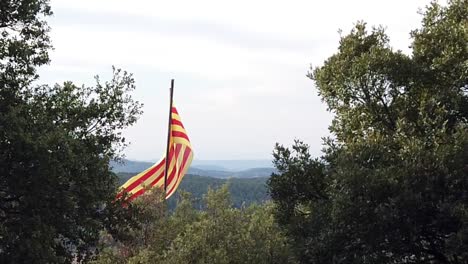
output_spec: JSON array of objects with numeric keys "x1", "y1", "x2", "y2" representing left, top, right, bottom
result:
[
  {"x1": 412, "y1": 0, "x2": 468, "y2": 89},
  {"x1": 310, "y1": 23, "x2": 415, "y2": 145},
  {"x1": 0, "y1": 1, "x2": 143, "y2": 262},
  {"x1": 0, "y1": 0, "x2": 52, "y2": 91},
  {"x1": 94, "y1": 186, "x2": 296, "y2": 264},
  {"x1": 0, "y1": 67, "x2": 143, "y2": 262},
  {"x1": 270, "y1": 1, "x2": 468, "y2": 263}
]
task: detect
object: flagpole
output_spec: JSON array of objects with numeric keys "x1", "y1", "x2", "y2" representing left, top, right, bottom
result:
[{"x1": 164, "y1": 79, "x2": 174, "y2": 192}]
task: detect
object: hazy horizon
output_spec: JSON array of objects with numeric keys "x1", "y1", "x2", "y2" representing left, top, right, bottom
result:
[{"x1": 118, "y1": 158, "x2": 275, "y2": 171}]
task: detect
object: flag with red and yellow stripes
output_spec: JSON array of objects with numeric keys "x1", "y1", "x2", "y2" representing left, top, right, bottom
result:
[{"x1": 118, "y1": 105, "x2": 193, "y2": 201}]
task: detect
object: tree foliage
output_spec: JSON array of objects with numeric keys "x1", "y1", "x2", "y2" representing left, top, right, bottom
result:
[
  {"x1": 94, "y1": 185, "x2": 295, "y2": 264},
  {"x1": 269, "y1": 1, "x2": 468, "y2": 263},
  {"x1": 0, "y1": 1, "x2": 143, "y2": 262}
]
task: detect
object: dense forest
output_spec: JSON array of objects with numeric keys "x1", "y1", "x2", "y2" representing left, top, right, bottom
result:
[{"x1": 0, "y1": 0, "x2": 466, "y2": 263}]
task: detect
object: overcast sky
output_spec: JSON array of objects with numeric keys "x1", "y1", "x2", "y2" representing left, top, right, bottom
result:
[{"x1": 39, "y1": 0, "x2": 433, "y2": 161}]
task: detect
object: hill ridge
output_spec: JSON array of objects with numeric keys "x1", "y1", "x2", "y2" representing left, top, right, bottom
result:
[{"x1": 111, "y1": 159, "x2": 276, "y2": 178}]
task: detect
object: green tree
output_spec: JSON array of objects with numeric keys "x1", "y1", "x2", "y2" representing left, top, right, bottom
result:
[
  {"x1": 93, "y1": 189, "x2": 168, "y2": 264},
  {"x1": 0, "y1": 1, "x2": 143, "y2": 262},
  {"x1": 0, "y1": 0, "x2": 51, "y2": 112},
  {"x1": 152, "y1": 186, "x2": 295, "y2": 264},
  {"x1": 269, "y1": 0, "x2": 467, "y2": 263},
  {"x1": 94, "y1": 185, "x2": 295, "y2": 264}
]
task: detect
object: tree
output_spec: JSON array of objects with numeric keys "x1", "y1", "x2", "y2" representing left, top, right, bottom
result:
[
  {"x1": 0, "y1": 0, "x2": 51, "y2": 110},
  {"x1": 93, "y1": 188, "x2": 169, "y2": 264},
  {"x1": 0, "y1": 1, "x2": 143, "y2": 262},
  {"x1": 94, "y1": 185, "x2": 296, "y2": 264},
  {"x1": 269, "y1": 0, "x2": 467, "y2": 263},
  {"x1": 158, "y1": 186, "x2": 295, "y2": 264}
]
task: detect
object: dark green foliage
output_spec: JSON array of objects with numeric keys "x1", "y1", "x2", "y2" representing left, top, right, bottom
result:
[
  {"x1": 0, "y1": 1, "x2": 143, "y2": 262},
  {"x1": 0, "y1": 0, "x2": 52, "y2": 113},
  {"x1": 0, "y1": 73, "x2": 143, "y2": 263},
  {"x1": 169, "y1": 175, "x2": 270, "y2": 209},
  {"x1": 227, "y1": 176, "x2": 270, "y2": 207},
  {"x1": 269, "y1": 1, "x2": 467, "y2": 263}
]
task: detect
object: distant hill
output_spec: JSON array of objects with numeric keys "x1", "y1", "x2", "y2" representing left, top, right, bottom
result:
[
  {"x1": 187, "y1": 167, "x2": 232, "y2": 178},
  {"x1": 116, "y1": 173, "x2": 270, "y2": 210},
  {"x1": 111, "y1": 159, "x2": 153, "y2": 174},
  {"x1": 191, "y1": 159, "x2": 273, "y2": 171},
  {"x1": 233, "y1": 167, "x2": 276, "y2": 178},
  {"x1": 189, "y1": 164, "x2": 227, "y2": 171},
  {"x1": 111, "y1": 159, "x2": 276, "y2": 178}
]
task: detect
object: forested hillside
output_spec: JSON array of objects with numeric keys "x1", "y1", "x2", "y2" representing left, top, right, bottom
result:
[{"x1": 117, "y1": 173, "x2": 270, "y2": 209}]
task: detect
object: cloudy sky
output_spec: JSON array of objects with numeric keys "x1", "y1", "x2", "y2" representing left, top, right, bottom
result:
[{"x1": 40, "y1": 0, "x2": 432, "y2": 161}]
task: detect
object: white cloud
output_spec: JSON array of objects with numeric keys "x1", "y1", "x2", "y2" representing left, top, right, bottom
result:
[{"x1": 42, "y1": 0, "x2": 434, "y2": 160}]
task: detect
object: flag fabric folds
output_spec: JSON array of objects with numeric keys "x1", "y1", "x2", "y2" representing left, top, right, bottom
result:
[{"x1": 118, "y1": 105, "x2": 193, "y2": 201}]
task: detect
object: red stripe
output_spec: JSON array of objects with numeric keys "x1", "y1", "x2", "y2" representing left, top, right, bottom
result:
[
  {"x1": 130, "y1": 144, "x2": 182, "y2": 201},
  {"x1": 167, "y1": 145, "x2": 180, "y2": 182},
  {"x1": 172, "y1": 131, "x2": 190, "y2": 141},
  {"x1": 166, "y1": 180, "x2": 178, "y2": 197},
  {"x1": 166, "y1": 144, "x2": 181, "y2": 185},
  {"x1": 167, "y1": 148, "x2": 192, "y2": 197},
  {"x1": 171, "y1": 107, "x2": 179, "y2": 114},
  {"x1": 147, "y1": 170, "x2": 165, "y2": 189},
  {"x1": 166, "y1": 172, "x2": 180, "y2": 197},
  {"x1": 115, "y1": 192, "x2": 123, "y2": 200},
  {"x1": 166, "y1": 165, "x2": 177, "y2": 188},
  {"x1": 173, "y1": 144, "x2": 182, "y2": 167},
  {"x1": 128, "y1": 188, "x2": 146, "y2": 201},
  {"x1": 171, "y1": 119, "x2": 185, "y2": 128},
  {"x1": 123, "y1": 159, "x2": 165, "y2": 194},
  {"x1": 123, "y1": 146, "x2": 190, "y2": 201},
  {"x1": 166, "y1": 171, "x2": 179, "y2": 197},
  {"x1": 175, "y1": 144, "x2": 182, "y2": 157},
  {"x1": 179, "y1": 147, "x2": 192, "y2": 174},
  {"x1": 163, "y1": 145, "x2": 175, "y2": 183},
  {"x1": 123, "y1": 147, "x2": 174, "y2": 193},
  {"x1": 128, "y1": 163, "x2": 168, "y2": 201},
  {"x1": 144, "y1": 145, "x2": 175, "y2": 192}
]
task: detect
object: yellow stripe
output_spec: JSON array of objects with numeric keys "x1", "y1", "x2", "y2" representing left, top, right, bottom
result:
[
  {"x1": 165, "y1": 161, "x2": 178, "y2": 192},
  {"x1": 165, "y1": 147, "x2": 184, "y2": 198},
  {"x1": 120, "y1": 165, "x2": 154, "y2": 189},
  {"x1": 171, "y1": 125, "x2": 188, "y2": 133},
  {"x1": 126, "y1": 165, "x2": 165, "y2": 195},
  {"x1": 171, "y1": 113, "x2": 181, "y2": 122},
  {"x1": 129, "y1": 168, "x2": 164, "y2": 194},
  {"x1": 166, "y1": 154, "x2": 193, "y2": 198},
  {"x1": 167, "y1": 145, "x2": 185, "y2": 193},
  {"x1": 120, "y1": 157, "x2": 164, "y2": 189},
  {"x1": 163, "y1": 154, "x2": 178, "y2": 186},
  {"x1": 120, "y1": 105, "x2": 194, "y2": 200},
  {"x1": 173, "y1": 137, "x2": 191, "y2": 147},
  {"x1": 121, "y1": 146, "x2": 181, "y2": 196},
  {"x1": 120, "y1": 146, "x2": 191, "y2": 196},
  {"x1": 166, "y1": 150, "x2": 193, "y2": 198},
  {"x1": 176, "y1": 145, "x2": 186, "y2": 169}
]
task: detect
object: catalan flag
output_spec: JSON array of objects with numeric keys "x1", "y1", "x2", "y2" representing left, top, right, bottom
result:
[{"x1": 118, "y1": 105, "x2": 193, "y2": 201}]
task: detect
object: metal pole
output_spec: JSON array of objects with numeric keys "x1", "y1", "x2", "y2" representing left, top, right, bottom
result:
[{"x1": 164, "y1": 79, "x2": 174, "y2": 192}]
